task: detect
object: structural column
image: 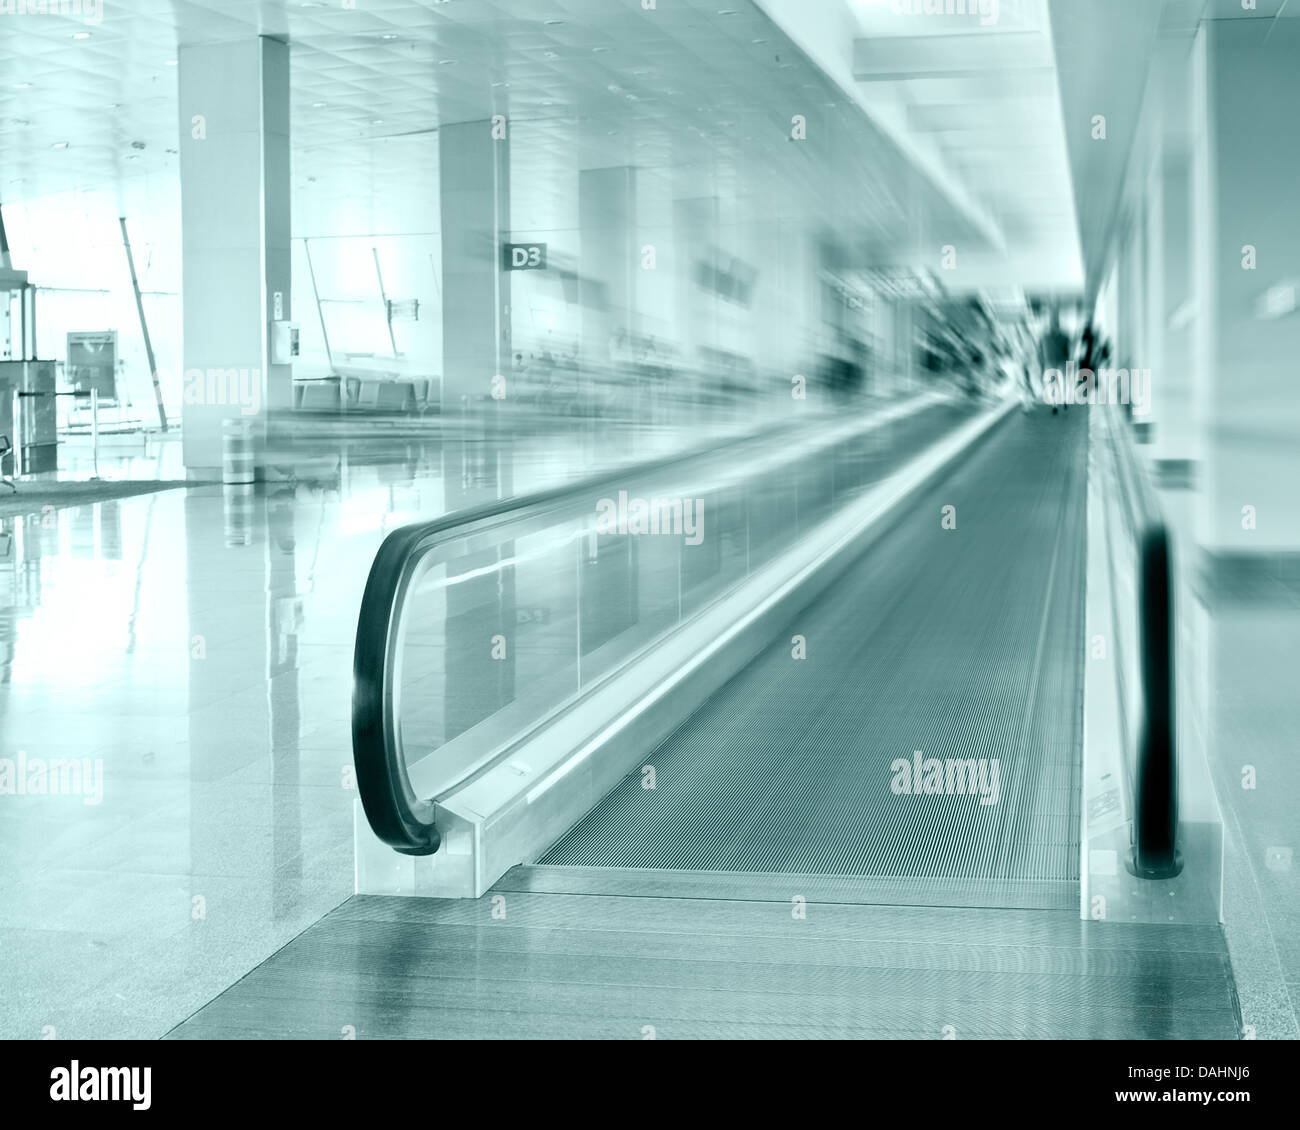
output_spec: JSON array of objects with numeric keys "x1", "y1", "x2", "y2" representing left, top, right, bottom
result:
[
  {"x1": 437, "y1": 121, "x2": 514, "y2": 740},
  {"x1": 1149, "y1": 150, "x2": 1195, "y2": 479},
  {"x1": 1191, "y1": 17, "x2": 1300, "y2": 562},
  {"x1": 1186, "y1": 22, "x2": 1300, "y2": 1041},
  {"x1": 738, "y1": 180, "x2": 790, "y2": 409},
  {"x1": 672, "y1": 196, "x2": 721, "y2": 375},
  {"x1": 439, "y1": 120, "x2": 511, "y2": 412},
  {"x1": 179, "y1": 36, "x2": 290, "y2": 476},
  {"x1": 1116, "y1": 210, "x2": 1142, "y2": 379},
  {"x1": 579, "y1": 166, "x2": 638, "y2": 383}
]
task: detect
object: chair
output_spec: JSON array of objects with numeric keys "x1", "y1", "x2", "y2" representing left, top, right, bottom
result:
[{"x1": 0, "y1": 434, "x2": 14, "y2": 492}]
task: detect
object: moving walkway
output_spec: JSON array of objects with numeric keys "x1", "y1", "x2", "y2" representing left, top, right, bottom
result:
[{"x1": 170, "y1": 392, "x2": 1239, "y2": 1039}]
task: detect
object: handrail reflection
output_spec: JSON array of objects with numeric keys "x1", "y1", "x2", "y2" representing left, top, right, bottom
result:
[{"x1": 1103, "y1": 406, "x2": 1180, "y2": 879}]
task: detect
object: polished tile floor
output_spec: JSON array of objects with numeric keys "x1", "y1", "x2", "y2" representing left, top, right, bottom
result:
[
  {"x1": 3, "y1": 408, "x2": 1293, "y2": 1040},
  {"x1": 0, "y1": 415, "x2": 752, "y2": 1039}
]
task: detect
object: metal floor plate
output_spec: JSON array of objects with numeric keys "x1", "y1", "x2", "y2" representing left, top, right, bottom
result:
[{"x1": 167, "y1": 887, "x2": 1241, "y2": 1040}]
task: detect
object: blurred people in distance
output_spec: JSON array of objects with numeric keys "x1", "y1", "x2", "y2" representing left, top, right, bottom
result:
[{"x1": 1038, "y1": 306, "x2": 1072, "y2": 414}]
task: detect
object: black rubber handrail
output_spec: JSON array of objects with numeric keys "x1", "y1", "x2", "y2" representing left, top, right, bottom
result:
[
  {"x1": 1108, "y1": 410, "x2": 1181, "y2": 879},
  {"x1": 352, "y1": 522, "x2": 442, "y2": 855},
  {"x1": 351, "y1": 421, "x2": 796, "y2": 856}
]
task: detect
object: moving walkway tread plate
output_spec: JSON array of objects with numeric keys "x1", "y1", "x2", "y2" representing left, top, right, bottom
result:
[
  {"x1": 166, "y1": 892, "x2": 1241, "y2": 1040},
  {"x1": 541, "y1": 410, "x2": 1088, "y2": 888}
]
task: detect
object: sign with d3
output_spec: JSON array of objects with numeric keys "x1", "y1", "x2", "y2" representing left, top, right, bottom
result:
[{"x1": 503, "y1": 242, "x2": 547, "y2": 271}]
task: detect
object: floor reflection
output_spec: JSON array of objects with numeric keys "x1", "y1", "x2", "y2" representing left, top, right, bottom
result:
[{"x1": 0, "y1": 417, "x2": 737, "y2": 1037}]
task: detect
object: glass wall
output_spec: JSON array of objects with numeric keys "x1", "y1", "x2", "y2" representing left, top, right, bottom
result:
[{"x1": 3, "y1": 191, "x2": 181, "y2": 426}]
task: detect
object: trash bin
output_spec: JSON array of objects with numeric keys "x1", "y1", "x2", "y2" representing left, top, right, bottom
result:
[{"x1": 221, "y1": 418, "x2": 255, "y2": 485}]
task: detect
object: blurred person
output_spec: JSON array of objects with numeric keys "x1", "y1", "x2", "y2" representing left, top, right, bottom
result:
[
  {"x1": 1081, "y1": 321, "x2": 1113, "y2": 373},
  {"x1": 1038, "y1": 307, "x2": 1071, "y2": 414},
  {"x1": 964, "y1": 337, "x2": 984, "y2": 399},
  {"x1": 1079, "y1": 322, "x2": 1097, "y2": 372},
  {"x1": 1075, "y1": 322, "x2": 1102, "y2": 407}
]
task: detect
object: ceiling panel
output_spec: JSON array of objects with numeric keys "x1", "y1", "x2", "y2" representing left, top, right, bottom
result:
[
  {"x1": 840, "y1": 0, "x2": 1080, "y2": 289},
  {"x1": 1, "y1": 0, "x2": 983, "y2": 257}
]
